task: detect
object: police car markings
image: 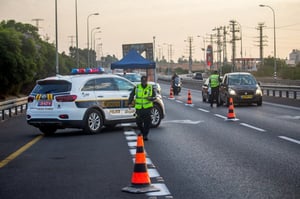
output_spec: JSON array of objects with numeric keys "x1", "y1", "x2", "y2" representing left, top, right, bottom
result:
[{"x1": 123, "y1": 130, "x2": 172, "y2": 197}]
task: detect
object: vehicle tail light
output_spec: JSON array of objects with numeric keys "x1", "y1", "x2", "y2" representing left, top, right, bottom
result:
[
  {"x1": 55, "y1": 95, "x2": 77, "y2": 102},
  {"x1": 28, "y1": 96, "x2": 35, "y2": 103},
  {"x1": 59, "y1": 114, "x2": 69, "y2": 119}
]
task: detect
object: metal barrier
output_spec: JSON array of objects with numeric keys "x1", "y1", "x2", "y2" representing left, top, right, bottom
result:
[
  {"x1": 260, "y1": 85, "x2": 300, "y2": 100},
  {"x1": 0, "y1": 97, "x2": 28, "y2": 121}
]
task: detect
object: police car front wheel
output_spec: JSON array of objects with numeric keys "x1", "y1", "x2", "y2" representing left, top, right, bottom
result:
[{"x1": 83, "y1": 109, "x2": 103, "y2": 134}]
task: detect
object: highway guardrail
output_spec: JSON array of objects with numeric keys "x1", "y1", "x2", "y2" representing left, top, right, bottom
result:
[{"x1": 0, "y1": 97, "x2": 28, "y2": 121}]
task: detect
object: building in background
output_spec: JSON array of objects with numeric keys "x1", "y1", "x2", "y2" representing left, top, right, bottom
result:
[{"x1": 286, "y1": 49, "x2": 300, "y2": 66}]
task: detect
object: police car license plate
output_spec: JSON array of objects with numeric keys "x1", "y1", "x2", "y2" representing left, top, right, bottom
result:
[
  {"x1": 241, "y1": 95, "x2": 253, "y2": 99},
  {"x1": 38, "y1": 100, "x2": 52, "y2": 106}
]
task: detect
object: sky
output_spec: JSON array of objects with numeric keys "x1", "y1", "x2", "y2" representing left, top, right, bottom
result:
[{"x1": 0, "y1": 0, "x2": 299, "y2": 62}]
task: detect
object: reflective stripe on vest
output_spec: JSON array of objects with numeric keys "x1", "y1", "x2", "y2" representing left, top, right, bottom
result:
[
  {"x1": 135, "y1": 84, "x2": 153, "y2": 109},
  {"x1": 210, "y1": 74, "x2": 220, "y2": 88}
]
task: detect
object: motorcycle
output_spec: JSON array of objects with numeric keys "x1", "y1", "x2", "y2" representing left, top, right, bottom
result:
[{"x1": 172, "y1": 76, "x2": 182, "y2": 95}]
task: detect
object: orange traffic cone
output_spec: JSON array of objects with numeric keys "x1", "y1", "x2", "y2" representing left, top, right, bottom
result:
[
  {"x1": 168, "y1": 86, "x2": 174, "y2": 99},
  {"x1": 122, "y1": 134, "x2": 160, "y2": 193},
  {"x1": 185, "y1": 89, "x2": 193, "y2": 106},
  {"x1": 227, "y1": 97, "x2": 237, "y2": 120}
]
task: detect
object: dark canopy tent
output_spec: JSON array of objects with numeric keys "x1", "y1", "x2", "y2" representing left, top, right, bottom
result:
[{"x1": 110, "y1": 49, "x2": 156, "y2": 69}]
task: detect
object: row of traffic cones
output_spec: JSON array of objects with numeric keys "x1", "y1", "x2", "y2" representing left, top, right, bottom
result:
[
  {"x1": 169, "y1": 86, "x2": 194, "y2": 106},
  {"x1": 122, "y1": 134, "x2": 160, "y2": 193},
  {"x1": 168, "y1": 86, "x2": 236, "y2": 120}
]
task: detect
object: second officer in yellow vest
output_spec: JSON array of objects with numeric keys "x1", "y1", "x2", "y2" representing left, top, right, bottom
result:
[
  {"x1": 128, "y1": 75, "x2": 156, "y2": 140},
  {"x1": 209, "y1": 70, "x2": 222, "y2": 107}
]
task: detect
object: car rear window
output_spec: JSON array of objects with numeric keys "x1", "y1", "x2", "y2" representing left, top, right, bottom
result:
[{"x1": 32, "y1": 80, "x2": 72, "y2": 94}]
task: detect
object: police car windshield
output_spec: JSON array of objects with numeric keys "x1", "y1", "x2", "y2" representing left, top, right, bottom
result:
[
  {"x1": 228, "y1": 74, "x2": 257, "y2": 86},
  {"x1": 123, "y1": 74, "x2": 141, "y2": 82}
]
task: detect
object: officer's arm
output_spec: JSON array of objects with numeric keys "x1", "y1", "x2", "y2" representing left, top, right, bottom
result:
[
  {"x1": 148, "y1": 86, "x2": 156, "y2": 101},
  {"x1": 128, "y1": 87, "x2": 136, "y2": 105}
]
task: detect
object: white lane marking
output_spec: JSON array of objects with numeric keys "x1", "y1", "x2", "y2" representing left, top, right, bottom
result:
[
  {"x1": 198, "y1": 108, "x2": 210, "y2": 113},
  {"x1": 240, "y1": 123, "x2": 266, "y2": 132},
  {"x1": 124, "y1": 131, "x2": 172, "y2": 197},
  {"x1": 214, "y1": 114, "x2": 227, "y2": 120},
  {"x1": 277, "y1": 115, "x2": 300, "y2": 120},
  {"x1": 176, "y1": 100, "x2": 183, "y2": 103},
  {"x1": 278, "y1": 136, "x2": 300, "y2": 145},
  {"x1": 146, "y1": 183, "x2": 171, "y2": 197},
  {"x1": 162, "y1": 120, "x2": 203, "y2": 124}
]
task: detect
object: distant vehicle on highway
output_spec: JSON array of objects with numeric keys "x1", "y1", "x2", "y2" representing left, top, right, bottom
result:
[
  {"x1": 192, "y1": 72, "x2": 203, "y2": 80},
  {"x1": 219, "y1": 72, "x2": 263, "y2": 106}
]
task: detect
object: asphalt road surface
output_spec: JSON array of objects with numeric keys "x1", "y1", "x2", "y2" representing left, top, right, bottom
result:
[{"x1": 0, "y1": 83, "x2": 299, "y2": 199}]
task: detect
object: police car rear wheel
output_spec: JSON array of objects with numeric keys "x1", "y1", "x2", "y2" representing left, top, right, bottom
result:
[
  {"x1": 150, "y1": 104, "x2": 162, "y2": 128},
  {"x1": 84, "y1": 109, "x2": 103, "y2": 134}
]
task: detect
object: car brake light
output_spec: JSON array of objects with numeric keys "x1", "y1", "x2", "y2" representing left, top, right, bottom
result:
[
  {"x1": 28, "y1": 96, "x2": 35, "y2": 103},
  {"x1": 55, "y1": 95, "x2": 77, "y2": 102}
]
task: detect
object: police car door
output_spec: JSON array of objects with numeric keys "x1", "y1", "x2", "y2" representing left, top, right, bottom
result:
[{"x1": 94, "y1": 77, "x2": 134, "y2": 121}]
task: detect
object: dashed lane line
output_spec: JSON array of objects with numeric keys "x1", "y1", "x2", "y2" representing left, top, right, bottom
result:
[
  {"x1": 278, "y1": 136, "x2": 300, "y2": 145},
  {"x1": 240, "y1": 123, "x2": 266, "y2": 132},
  {"x1": 0, "y1": 135, "x2": 44, "y2": 168},
  {"x1": 197, "y1": 108, "x2": 210, "y2": 113}
]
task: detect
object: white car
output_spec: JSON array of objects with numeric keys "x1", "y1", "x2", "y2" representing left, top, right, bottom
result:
[{"x1": 26, "y1": 69, "x2": 165, "y2": 135}]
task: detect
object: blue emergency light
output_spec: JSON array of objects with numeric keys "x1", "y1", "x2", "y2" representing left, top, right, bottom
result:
[{"x1": 71, "y1": 67, "x2": 104, "y2": 74}]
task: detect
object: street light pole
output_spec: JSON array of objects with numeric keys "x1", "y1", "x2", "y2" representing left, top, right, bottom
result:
[
  {"x1": 75, "y1": 0, "x2": 79, "y2": 68},
  {"x1": 259, "y1": 4, "x2": 277, "y2": 80},
  {"x1": 87, "y1": 12, "x2": 99, "y2": 67},
  {"x1": 90, "y1": 27, "x2": 100, "y2": 67},
  {"x1": 55, "y1": 0, "x2": 59, "y2": 74},
  {"x1": 197, "y1": 35, "x2": 206, "y2": 72}
]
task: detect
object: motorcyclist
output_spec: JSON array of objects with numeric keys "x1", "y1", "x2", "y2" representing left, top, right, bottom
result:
[{"x1": 171, "y1": 73, "x2": 181, "y2": 95}]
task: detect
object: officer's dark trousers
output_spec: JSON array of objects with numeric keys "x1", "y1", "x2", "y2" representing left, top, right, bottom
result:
[
  {"x1": 210, "y1": 86, "x2": 220, "y2": 106},
  {"x1": 136, "y1": 108, "x2": 152, "y2": 138}
]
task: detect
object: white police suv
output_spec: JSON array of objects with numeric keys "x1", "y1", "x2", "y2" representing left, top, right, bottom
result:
[{"x1": 26, "y1": 68, "x2": 165, "y2": 135}]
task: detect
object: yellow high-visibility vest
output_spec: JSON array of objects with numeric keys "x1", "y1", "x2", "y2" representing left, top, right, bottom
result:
[{"x1": 135, "y1": 84, "x2": 153, "y2": 109}]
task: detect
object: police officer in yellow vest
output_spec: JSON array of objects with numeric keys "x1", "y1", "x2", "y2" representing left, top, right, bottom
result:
[
  {"x1": 128, "y1": 75, "x2": 156, "y2": 140},
  {"x1": 209, "y1": 70, "x2": 221, "y2": 107}
]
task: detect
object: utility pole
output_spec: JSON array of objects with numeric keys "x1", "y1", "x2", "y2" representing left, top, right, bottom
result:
[
  {"x1": 186, "y1": 36, "x2": 193, "y2": 74},
  {"x1": 256, "y1": 23, "x2": 267, "y2": 67},
  {"x1": 32, "y1": 18, "x2": 44, "y2": 31},
  {"x1": 212, "y1": 27, "x2": 222, "y2": 71},
  {"x1": 229, "y1": 20, "x2": 240, "y2": 72},
  {"x1": 68, "y1": 35, "x2": 75, "y2": 47},
  {"x1": 222, "y1": 26, "x2": 228, "y2": 65}
]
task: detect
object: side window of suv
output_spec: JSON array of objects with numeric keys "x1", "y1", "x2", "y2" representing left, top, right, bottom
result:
[
  {"x1": 95, "y1": 78, "x2": 117, "y2": 91},
  {"x1": 82, "y1": 79, "x2": 95, "y2": 91},
  {"x1": 114, "y1": 78, "x2": 135, "y2": 91}
]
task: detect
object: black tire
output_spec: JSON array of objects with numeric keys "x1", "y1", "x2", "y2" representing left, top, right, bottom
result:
[
  {"x1": 39, "y1": 127, "x2": 57, "y2": 135},
  {"x1": 150, "y1": 104, "x2": 162, "y2": 128},
  {"x1": 83, "y1": 109, "x2": 103, "y2": 134}
]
